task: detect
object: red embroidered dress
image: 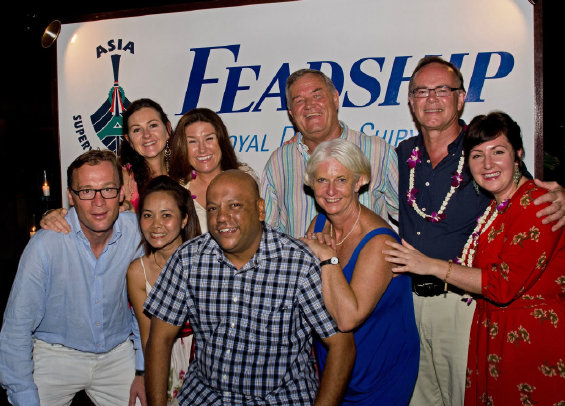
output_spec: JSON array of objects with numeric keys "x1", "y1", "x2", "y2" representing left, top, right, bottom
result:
[{"x1": 465, "y1": 180, "x2": 565, "y2": 405}]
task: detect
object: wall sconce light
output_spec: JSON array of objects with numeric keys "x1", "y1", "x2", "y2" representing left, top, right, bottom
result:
[{"x1": 41, "y1": 20, "x2": 61, "y2": 48}]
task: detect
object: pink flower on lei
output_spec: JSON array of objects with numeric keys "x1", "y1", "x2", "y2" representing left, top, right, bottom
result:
[
  {"x1": 407, "y1": 148, "x2": 422, "y2": 169},
  {"x1": 406, "y1": 188, "x2": 418, "y2": 206},
  {"x1": 427, "y1": 211, "x2": 446, "y2": 223},
  {"x1": 451, "y1": 171, "x2": 463, "y2": 187}
]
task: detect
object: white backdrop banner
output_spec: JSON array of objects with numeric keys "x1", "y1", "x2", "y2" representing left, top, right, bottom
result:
[{"x1": 57, "y1": 0, "x2": 534, "y2": 203}]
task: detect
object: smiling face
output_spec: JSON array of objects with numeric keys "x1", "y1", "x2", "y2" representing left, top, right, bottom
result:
[
  {"x1": 185, "y1": 121, "x2": 223, "y2": 176},
  {"x1": 288, "y1": 73, "x2": 341, "y2": 150},
  {"x1": 409, "y1": 62, "x2": 465, "y2": 134},
  {"x1": 67, "y1": 160, "x2": 124, "y2": 242},
  {"x1": 206, "y1": 171, "x2": 265, "y2": 266},
  {"x1": 312, "y1": 158, "x2": 363, "y2": 216},
  {"x1": 140, "y1": 190, "x2": 188, "y2": 253},
  {"x1": 124, "y1": 107, "x2": 171, "y2": 159},
  {"x1": 468, "y1": 134, "x2": 523, "y2": 202}
]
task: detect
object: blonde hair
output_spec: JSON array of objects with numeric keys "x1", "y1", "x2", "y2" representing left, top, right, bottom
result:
[{"x1": 304, "y1": 139, "x2": 370, "y2": 187}]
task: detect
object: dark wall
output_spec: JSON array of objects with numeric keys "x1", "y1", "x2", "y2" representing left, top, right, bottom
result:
[{"x1": 1, "y1": 1, "x2": 563, "y2": 404}]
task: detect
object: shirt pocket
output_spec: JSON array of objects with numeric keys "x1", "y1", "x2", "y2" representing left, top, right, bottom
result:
[{"x1": 248, "y1": 299, "x2": 294, "y2": 345}]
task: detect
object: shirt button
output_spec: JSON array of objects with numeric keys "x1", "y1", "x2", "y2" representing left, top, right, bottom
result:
[
  {"x1": 226, "y1": 349, "x2": 231, "y2": 355},
  {"x1": 422, "y1": 208, "x2": 426, "y2": 212},
  {"x1": 96, "y1": 322, "x2": 100, "y2": 326},
  {"x1": 425, "y1": 182, "x2": 430, "y2": 186},
  {"x1": 95, "y1": 300, "x2": 99, "y2": 304},
  {"x1": 426, "y1": 159, "x2": 431, "y2": 164},
  {"x1": 222, "y1": 374, "x2": 228, "y2": 381},
  {"x1": 233, "y1": 296, "x2": 238, "y2": 303},
  {"x1": 417, "y1": 232, "x2": 421, "y2": 236},
  {"x1": 231, "y1": 322, "x2": 235, "y2": 328}
]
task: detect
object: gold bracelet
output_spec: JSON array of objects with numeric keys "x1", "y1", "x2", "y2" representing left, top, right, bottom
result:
[{"x1": 444, "y1": 260, "x2": 453, "y2": 293}]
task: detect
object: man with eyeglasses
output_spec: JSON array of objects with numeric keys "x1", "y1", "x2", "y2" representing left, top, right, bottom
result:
[
  {"x1": 396, "y1": 56, "x2": 565, "y2": 405},
  {"x1": 0, "y1": 150, "x2": 147, "y2": 406}
]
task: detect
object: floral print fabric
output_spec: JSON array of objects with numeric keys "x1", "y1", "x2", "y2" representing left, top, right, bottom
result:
[{"x1": 465, "y1": 180, "x2": 565, "y2": 405}]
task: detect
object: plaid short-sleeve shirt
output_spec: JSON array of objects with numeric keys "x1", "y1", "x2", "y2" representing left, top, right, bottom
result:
[{"x1": 144, "y1": 225, "x2": 338, "y2": 405}]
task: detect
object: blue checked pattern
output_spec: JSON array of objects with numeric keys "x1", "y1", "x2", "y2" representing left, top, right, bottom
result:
[{"x1": 144, "y1": 225, "x2": 338, "y2": 405}]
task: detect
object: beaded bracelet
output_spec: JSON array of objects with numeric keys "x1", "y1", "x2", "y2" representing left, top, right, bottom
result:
[{"x1": 443, "y1": 259, "x2": 453, "y2": 293}]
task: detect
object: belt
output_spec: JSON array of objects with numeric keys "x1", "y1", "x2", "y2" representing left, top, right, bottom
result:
[{"x1": 412, "y1": 275, "x2": 464, "y2": 297}]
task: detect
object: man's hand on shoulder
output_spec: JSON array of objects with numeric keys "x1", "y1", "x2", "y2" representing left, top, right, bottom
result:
[{"x1": 533, "y1": 179, "x2": 565, "y2": 231}]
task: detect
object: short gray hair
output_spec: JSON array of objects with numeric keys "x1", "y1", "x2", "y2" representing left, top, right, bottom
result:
[
  {"x1": 304, "y1": 139, "x2": 371, "y2": 187},
  {"x1": 286, "y1": 69, "x2": 337, "y2": 108}
]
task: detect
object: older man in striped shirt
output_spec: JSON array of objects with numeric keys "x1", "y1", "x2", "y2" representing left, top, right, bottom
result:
[{"x1": 260, "y1": 68, "x2": 399, "y2": 237}]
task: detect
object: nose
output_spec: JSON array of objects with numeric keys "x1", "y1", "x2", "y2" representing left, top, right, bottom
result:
[
  {"x1": 216, "y1": 205, "x2": 229, "y2": 222},
  {"x1": 197, "y1": 139, "x2": 206, "y2": 153},
  {"x1": 426, "y1": 88, "x2": 439, "y2": 101},
  {"x1": 484, "y1": 154, "x2": 493, "y2": 169},
  {"x1": 92, "y1": 190, "x2": 106, "y2": 206},
  {"x1": 327, "y1": 181, "x2": 336, "y2": 196}
]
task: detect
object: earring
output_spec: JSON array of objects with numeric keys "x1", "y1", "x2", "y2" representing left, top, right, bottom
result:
[
  {"x1": 473, "y1": 180, "x2": 480, "y2": 195},
  {"x1": 164, "y1": 140, "x2": 171, "y2": 172},
  {"x1": 513, "y1": 163, "x2": 521, "y2": 186}
]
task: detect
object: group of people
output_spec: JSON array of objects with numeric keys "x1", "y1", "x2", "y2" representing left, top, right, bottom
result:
[{"x1": 0, "y1": 55, "x2": 564, "y2": 406}]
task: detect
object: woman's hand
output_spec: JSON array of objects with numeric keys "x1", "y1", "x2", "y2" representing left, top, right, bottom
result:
[
  {"x1": 40, "y1": 208, "x2": 70, "y2": 234},
  {"x1": 300, "y1": 232, "x2": 337, "y2": 261},
  {"x1": 383, "y1": 239, "x2": 444, "y2": 277}
]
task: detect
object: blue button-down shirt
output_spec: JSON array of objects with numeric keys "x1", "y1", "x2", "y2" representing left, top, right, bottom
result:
[
  {"x1": 397, "y1": 123, "x2": 490, "y2": 260},
  {"x1": 144, "y1": 225, "x2": 339, "y2": 405},
  {"x1": 0, "y1": 208, "x2": 144, "y2": 406}
]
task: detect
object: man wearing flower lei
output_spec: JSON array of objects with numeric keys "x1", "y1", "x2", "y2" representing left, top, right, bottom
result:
[
  {"x1": 393, "y1": 56, "x2": 565, "y2": 406},
  {"x1": 386, "y1": 111, "x2": 565, "y2": 406}
]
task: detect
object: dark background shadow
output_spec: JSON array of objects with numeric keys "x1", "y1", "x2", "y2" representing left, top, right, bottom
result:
[{"x1": 1, "y1": 1, "x2": 563, "y2": 404}]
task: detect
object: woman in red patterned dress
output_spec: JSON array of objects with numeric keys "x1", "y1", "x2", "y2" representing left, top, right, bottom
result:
[{"x1": 384, "y1": 111, "x2": 565, "y2": 405}]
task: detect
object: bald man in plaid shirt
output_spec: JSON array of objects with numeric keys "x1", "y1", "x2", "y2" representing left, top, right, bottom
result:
[{"x1": 143, "y1": 170, "x2": 355, "y2": 406}]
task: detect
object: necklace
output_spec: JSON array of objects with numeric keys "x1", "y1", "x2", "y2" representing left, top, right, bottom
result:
[
  {"x1": 456, "y1": 199, "x2": 509, "y2": 267},
  {"x1": 152, "y1": 252, "x2": 166, "y2": 270},
  {"x1": 407, "y1": 147, "x2": 465, "y2": 223},
  {"x1": 330, "y1": 203, "x2": 361, "y2": 246}
]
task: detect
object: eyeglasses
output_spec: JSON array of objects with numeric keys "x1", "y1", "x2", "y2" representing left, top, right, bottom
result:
[
  {"x1": 71, "y1": 187, "x2": 120, "y2": 200},
  {"x1": 410, "y1": 85, "x2": 461, "y2": 98}
]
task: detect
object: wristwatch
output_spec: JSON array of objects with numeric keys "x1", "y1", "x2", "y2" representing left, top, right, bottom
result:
[{"x1": 320, "y1": 256, "x2": 339, "y2": 267}]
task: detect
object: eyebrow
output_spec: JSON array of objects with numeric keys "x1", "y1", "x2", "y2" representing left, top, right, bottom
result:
[{"x1": 291, "y1": 87, "x2": 323, "y2": 101}]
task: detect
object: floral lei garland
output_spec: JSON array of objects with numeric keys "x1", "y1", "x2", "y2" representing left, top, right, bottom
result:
[
  {"x1": 406, "y1": 146, "x2": 465, "y2": 223},
  {"x1": 456, "y1": 199, "x2": 510, "y2": 267}
]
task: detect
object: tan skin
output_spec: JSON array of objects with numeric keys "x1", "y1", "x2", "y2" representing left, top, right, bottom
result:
[
  {"x1": 287, "y1": 73, "x2": 342, "y2": 151},
  {"x1": 145, "y1": 170, "x2": 355, "y2": 406},
  {"x1": 300, "y1": 159, "x2": 397, "y2": 332},
  {"x1": 183, "y1": 121, "x2": 224, "y2": 212},
  {"x1": 40, "y1": 106, "x2": 173, "y2": 232},
  {"x1": 68, "y1": 161, "x2": 146, "y2": 406},
  {"x1": 409, "y1": 62, "x2": 565, "y2": 230},
  {"x1": 127, "y1": 191, "x2": 188, "y2": 353},
  {"x1": 383, "y1": 136, "x2": 529, "y2": 295}
]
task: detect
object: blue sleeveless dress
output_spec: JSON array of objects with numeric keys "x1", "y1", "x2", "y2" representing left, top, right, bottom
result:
[{"x1": 313, "y1": 214, "x2": 419, "y2": 405}]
